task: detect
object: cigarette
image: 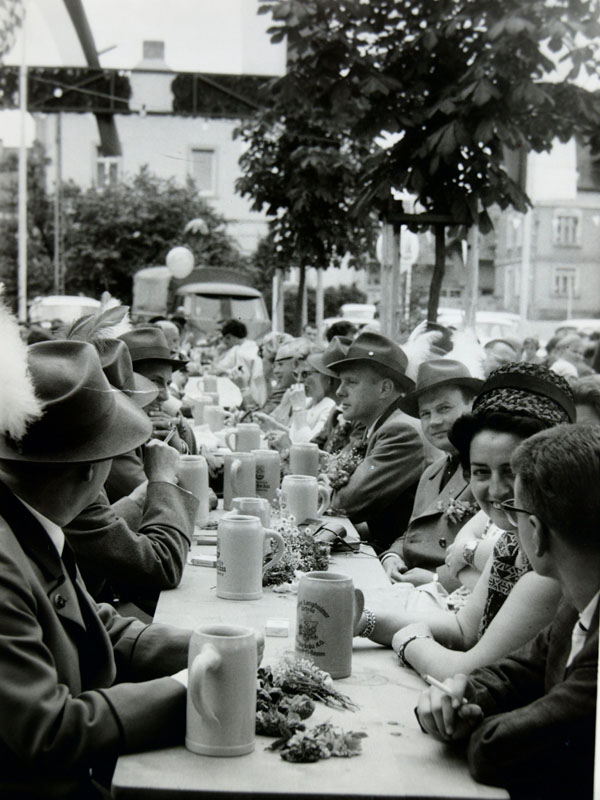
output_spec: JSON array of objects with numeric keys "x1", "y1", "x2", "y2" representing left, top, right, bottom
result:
[
  {"x1": 164, "y1": 426, "x2": 177, "y2": 445},
  {"x1": 423, "y1": 674, "x2": 468, "y2": 704}
]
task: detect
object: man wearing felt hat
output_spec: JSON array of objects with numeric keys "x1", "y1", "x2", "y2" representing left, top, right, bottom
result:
[
  {"x1": 379, "y1": 359, "x2": 482, "y2": 588},
  {"x1": 325, "y1": 330, "x2": 425, "y2": 553},
  {"x1": 61, "y1": 337, "x2": 199, "y2": 620},
  {"x1": 0, "y1": 309, "x2": 193, "y2": 798},
  {"x1": 104, "y1": 325, "x2": 197, "y2": 502}
]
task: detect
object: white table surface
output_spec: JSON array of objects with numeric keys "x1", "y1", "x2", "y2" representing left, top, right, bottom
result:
[{"x1": 112, "y1": 522, "x2": 508, "y2": 800}]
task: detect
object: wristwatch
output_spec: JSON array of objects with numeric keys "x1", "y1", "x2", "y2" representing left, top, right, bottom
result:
[{"x1": 462, "y1": 539, "x2": 479, "y2": 567}]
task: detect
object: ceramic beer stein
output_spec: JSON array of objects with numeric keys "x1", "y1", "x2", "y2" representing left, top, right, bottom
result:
[
  {"x1": 289, "y1": 442, "x2": 320, "y2": 477},
  {"x1": 216, "y1": 514, "x2": 285, "y2": 600},
  {"x1": 204, "y1": 404, "x2": 225, "y2": 432},
  {"x1": 252, "y1": 449, "x2": 281, "y2": 503},
  {"x1": 232, "y1": 496, "x2": 271, "y2": 528},
  {"x1": 186, "y1": 624, "x2": 257, "y2": 756},
  {"x1": 280, "y1": 474, "x2": 330, "y2": 523},
  {"x1": 177, "y1": 454, "x2": 210, "y2": 527},
  {"x1": 202, "y1": 374, "x2": 219, "y2": 394},
  {"x1": 295, "y1": 571, "x2": 361, "y2": 679},
  {"x1": 190, "y1": 395, "x2": 211, "y2": 425},
  {"x1": 223, "y1": 452, "x2": 256, "y2": 510},
  {"x1": 225, "y1": 423, "x2": 262, "y2": 453}
]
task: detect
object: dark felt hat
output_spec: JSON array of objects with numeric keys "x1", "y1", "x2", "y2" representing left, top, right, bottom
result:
[
  {"x1": 98, "y1": 339, "x2": 158, "y2": 408},
  {"x1": 328, "y1": 331, "x2": 414, "y2": 391},
  {"x1": 0, "y1": 340, "x2": 152, "y2": 462},
  {"x1": 400, "y1": 359, "x2": 483, "y2": 418},
  {"x1": 306, "y1": 336, "x2": 352, "y2": 379},
  {"x1": 119, "y1": 326, "x2": 188, "y2": 369}
]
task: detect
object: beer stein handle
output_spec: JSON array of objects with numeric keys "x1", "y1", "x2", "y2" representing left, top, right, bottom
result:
[
  {"x1": 189, "y1": 644, "x2": 221, "y2": 724},
  {"x1": 316, "y1": 483, "x2": 331, "y2": 515},
  {"x1": 262, "y1": 528, "x2": 285, "y2": 576},
  {"x1": 224, "y1": 429, "x2": 236, "y2": 451}
]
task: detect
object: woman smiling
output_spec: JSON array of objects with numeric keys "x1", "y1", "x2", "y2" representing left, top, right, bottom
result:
[{"x1": 354, "y1": 363, "x2": 575, "y2": 681}]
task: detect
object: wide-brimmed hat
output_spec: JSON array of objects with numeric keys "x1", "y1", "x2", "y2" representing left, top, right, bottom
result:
[
  {"x1": 306, "y1": 336, "x2": 352, "y2": 379},
  {"x1": 119, "y1": 326, "x2": 188, "y2": 369},
  {"x1": 328, "y1": 331, "x2": 414, "y2": 391},
  {"x1": 473, "y1": 362, "x2": 575, "y2": 424},
  {"x1": 400, "y1": 359, "x2": 483, "y2": 417},
  {"x1": 99, "y1": 340, "x2": 158, "y2": 408},
  {"x1": 0, "y1": 340, "x2": 152, "y2": 462}
]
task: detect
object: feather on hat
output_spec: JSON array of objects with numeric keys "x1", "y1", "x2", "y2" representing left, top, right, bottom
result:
[{"x1": 0, "y1": 305, "x2": 44, "y2": 441}]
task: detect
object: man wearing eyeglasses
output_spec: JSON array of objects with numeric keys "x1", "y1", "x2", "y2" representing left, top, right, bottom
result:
[{"x1": 416, "y1": 424, "x2": 599, "y2": 800}]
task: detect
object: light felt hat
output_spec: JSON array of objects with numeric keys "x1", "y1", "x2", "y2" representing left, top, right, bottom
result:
[
  {"x1": 400, "y1": 359, "x2": 483, "y2": 418},
  {"x1": 119, "y1": 326, "x2": 188, "y2": 369},
  {"x1": 306, "y1": 336, "x2": 352, "y2": 379},
  {"x1": 328, "y1": 330, "x2": 414, "y2": 392},
  {"x1": 0, "y1": 340, "x2": 152, "y2": 462}
]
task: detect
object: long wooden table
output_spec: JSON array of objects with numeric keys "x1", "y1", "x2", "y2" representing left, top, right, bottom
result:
[{"x1": 112, "y1": 523, "x2": 507, "y2": 800}]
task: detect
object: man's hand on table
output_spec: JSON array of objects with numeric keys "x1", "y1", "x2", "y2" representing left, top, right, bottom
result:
[
  {"x1": 144, "y1": 439, "x2": 181, "y2": 484},
  {"x1": 415, "y1": 673, "x2": 484, "y2": 742}
]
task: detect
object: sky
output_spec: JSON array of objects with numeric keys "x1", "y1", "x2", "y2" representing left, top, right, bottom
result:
[{"x1": 1, "y1": 0, "x2": 285, "y2": 145}]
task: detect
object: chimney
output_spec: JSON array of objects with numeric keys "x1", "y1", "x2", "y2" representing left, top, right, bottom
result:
[{"x1": 134, "y1": 40, "x2": 170, "y2": 71}]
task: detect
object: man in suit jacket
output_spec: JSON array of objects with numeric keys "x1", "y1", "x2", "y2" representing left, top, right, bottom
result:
[
  {"x1": 379, "y1": 360, "x2": 482, "y2": 589},
  {"x1": 416, "y1": 424, "x2": 599, "y2": 799},
  {"x1": 325, "y1": 331, "x2": 425, "y2": 553},
  {"x1": 0, "y1": 329, "x2": 195, "y2": 798}
]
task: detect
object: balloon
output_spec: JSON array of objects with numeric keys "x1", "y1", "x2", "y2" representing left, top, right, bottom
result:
[{"x1": 166, "y1": 247, "x2": 194, "y2": 279}]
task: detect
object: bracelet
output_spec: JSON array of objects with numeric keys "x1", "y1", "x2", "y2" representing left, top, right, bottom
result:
[
  {"x1": 359, "y1": 608, "x2": 376, "y2": 639},
  {"x1": 395, "y1": 633, "x2": 433, "y2": 668}
]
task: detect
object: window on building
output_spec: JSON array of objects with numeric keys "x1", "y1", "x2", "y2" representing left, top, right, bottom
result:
[
  {"x1": 553, "y1": 266, "x2": 579, "y2": 298},
  {"x1": 552, "y1": 209, "x2": 582, "y2": 247},
  {"x1": 96, "y1": 154, "x2": 121, "y2": 188},
  {"x1": 189, "y1": 148, "x2": 216, "y2": 195},
  {"x1": 576, "y1": 138, "x2": 600, "y2": 192},
  {"x1": 506, "y1": 215, "x2": 523, "y2": 252}
]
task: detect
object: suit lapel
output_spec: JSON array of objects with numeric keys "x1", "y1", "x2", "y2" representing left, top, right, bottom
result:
[
  {"x1": 411, "y1": 462, "x2": 469, "y2": 522},
  {"x1": 0, "y1": 481, "x2": 88, "y2": 631}
]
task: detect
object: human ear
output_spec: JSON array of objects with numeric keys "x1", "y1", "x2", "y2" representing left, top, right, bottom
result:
[{"x1": 529, "y1": 514, "x2": 548, "y2": 558}]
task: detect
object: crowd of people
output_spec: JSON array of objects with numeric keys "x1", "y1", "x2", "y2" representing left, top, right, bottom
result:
[{"x1": 0, "y1": 302, "x2": 597, "y2": 799}]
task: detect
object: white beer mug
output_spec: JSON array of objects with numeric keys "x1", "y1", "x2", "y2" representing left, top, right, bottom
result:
[
  {"x1": 232, "y1": 496, "x2": 271, "y2": 528},
  {"x1": 289, "y1": 442, "x2": 320, "y2": 477},
  {"x1": 225, "y1": 423, "x2": 262, "y2": 453},
  {"x1": 222, "y1": 452, "x2": 256, "y2": 510},
  {"x1": 202, "y1": 375, "x2": 219, "y2": 394},
  {"x1": 177, "y1": 454, "x2": 209, "y2": 527},
  {"x1": 216, "y1": 514, "x2": 285, "y2": 600},
  {"x1": 252, "y1": 449, "x2": 281, "y2": 503},
  {"x1": 204, "y1": 404, "x2": 225, "y2": 432},
  {"x1": 280, "y1": 474, "x2": 330, "y2": 523},
  {"x1": 295, "y1": 572, "x2": 361, "y2": 679},
  {"x1": 186, "y1": 624, "x2": 257, "y2": 756}
]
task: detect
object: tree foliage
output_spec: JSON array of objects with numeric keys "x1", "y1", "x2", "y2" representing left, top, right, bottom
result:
[
  {"x1": 252, "y1": 0, "x2": 600, "y2": 234},
  {"x1": 0, "y1": 161, "x2": 247, "y2": 308}
]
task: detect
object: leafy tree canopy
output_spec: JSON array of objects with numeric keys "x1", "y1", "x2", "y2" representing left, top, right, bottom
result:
[{"x1": 241, "y1": 0, "x2": 600, "y2": 233}]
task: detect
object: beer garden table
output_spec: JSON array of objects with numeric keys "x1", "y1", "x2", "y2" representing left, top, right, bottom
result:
[{"x1": 112, "y1": 514, "x2": 508, "y2": 800}]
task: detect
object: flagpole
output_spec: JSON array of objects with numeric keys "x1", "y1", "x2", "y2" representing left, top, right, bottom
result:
[{"x1": 17, "y1": 0, "x2": 28, "y2": 321}]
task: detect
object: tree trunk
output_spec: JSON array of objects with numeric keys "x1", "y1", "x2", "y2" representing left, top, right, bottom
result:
[
  {"x1": 295, "y1": 264, "x2": 306, "y2": 335},
  {"x1": 464, "y1": 224, "x2": 479, "y2": 330},
  {"x1": 315, "y1": 267, "x2": 324, "y2": 339},
  {"x1": 427, "y1": 224, "x2": 445, "y2": 322}
]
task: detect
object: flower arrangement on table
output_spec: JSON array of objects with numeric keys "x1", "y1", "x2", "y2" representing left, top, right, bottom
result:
[
  {"x1": 263, "y1": 512, "x2": 331, "y2": 586},
  {"x1": 436, "y1": 496, "x2": 480, "y2": 525}
]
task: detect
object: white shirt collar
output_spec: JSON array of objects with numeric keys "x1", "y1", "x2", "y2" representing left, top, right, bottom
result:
[
  {"x1": 579, "y1": 590, "x2": 600, "y2": 632},
  {"x1": 18, "y1": 498, "x2": 65, "y2": 556}
]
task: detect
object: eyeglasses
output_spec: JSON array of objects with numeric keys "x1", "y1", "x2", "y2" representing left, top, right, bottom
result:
[
  {"x1": 295, "y1": 369, "x2": 316, "y2": 381},
  {"x1": 499, "y1": 498, "x2": 536, "y2": 528}
]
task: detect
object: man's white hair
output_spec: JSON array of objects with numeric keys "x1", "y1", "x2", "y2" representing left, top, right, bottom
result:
[{"x1": 0, "y1": 305, "x2": 43, "y2": 441}]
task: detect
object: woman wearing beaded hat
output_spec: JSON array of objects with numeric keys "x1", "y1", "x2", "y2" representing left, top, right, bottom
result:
[{"x1": 354, "y1": 362, "x2": 575, "y2": 682}]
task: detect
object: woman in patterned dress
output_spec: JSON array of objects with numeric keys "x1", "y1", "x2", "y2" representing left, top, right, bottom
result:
[{"x1": 354, "y1": 363, "x2": 575, "y2": 681}]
